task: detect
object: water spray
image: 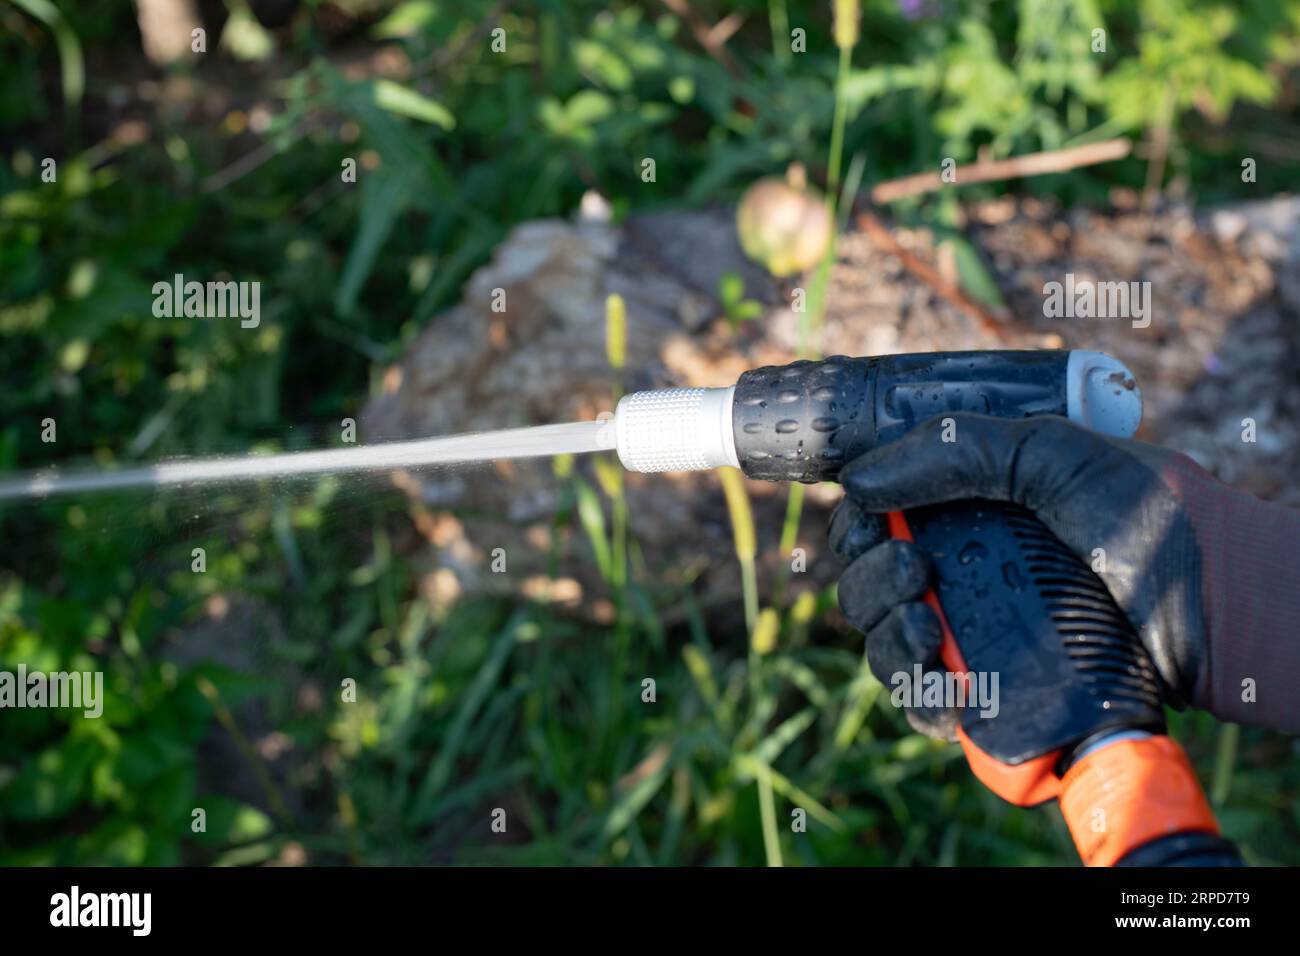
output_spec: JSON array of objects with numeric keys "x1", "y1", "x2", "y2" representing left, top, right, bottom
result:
[{"x1": 0, "y1": 421, "x2": 614, "y2": 501}]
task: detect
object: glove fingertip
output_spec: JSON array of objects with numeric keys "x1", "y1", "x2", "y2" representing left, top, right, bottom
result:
[
  {"x1": 896, "y1": 600, "x2": 944, "y2": 666},
  {"x1": 904, "y1": 703, "x2": 960, "y2": 743},
  {"x1": 828, "y1": 500, "x2": 885, "y2": 564},
  {"x1": 837, "y1": 539, "x2": 932, "y2": 635},
  {"x1": 839, "y1": 450, "x2": 909, "y2": 511}
]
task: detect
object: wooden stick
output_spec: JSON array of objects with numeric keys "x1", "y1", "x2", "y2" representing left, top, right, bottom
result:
[
  {"x1": 871, "y1": 138, "x2": 1132, "y2": 204},
  {"x1": 659, "y1": 0, "x2": 743, "y2": 76},
  {"x1": 201, "y1": 119, "x2": 317, "y2": 194},
  {"x1": 853, "y1": 208, "x2": 1011, "y2": 341},
  {"x1": 428, "y1": 0, "x2": 508, "y2": 71}
]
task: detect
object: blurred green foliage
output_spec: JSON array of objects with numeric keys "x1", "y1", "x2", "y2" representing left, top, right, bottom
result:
[{"x1": 1, "y1": 0, "x2": 1299, "y2": 865}]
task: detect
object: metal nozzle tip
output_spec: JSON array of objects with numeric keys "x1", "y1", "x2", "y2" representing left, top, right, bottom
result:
[{"x1": 614, "y1": 386, "x2": 738, "y2": 473}]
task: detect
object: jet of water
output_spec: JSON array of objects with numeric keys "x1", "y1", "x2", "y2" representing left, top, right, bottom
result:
[{"x1": 0, "y1": 420, "x2": 616, "y2": 502}]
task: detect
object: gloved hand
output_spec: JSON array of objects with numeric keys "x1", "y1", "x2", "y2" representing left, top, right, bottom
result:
[{"x1": 830, "y1": 412, "x2": 1300, "y2": 736}]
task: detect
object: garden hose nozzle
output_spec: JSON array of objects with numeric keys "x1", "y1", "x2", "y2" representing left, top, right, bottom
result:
[
  {"x1": 612, "y1": 349, "x2": 1142, "y2": 477},
  {"x1": 613, "y1": 350, "x2": 1218, "y2": 866}
]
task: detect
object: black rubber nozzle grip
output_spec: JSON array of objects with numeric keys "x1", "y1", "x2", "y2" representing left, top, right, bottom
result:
[{"x1": 733, "y1": 351, "x2": 1076, "y2": 483}]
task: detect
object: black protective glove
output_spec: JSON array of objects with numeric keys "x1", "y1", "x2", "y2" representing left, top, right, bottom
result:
[{"x1": 830, "y1": 412, "x2": 1300, "y2": 736}]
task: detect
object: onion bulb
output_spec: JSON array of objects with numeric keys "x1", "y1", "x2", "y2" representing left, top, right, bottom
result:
[{"x1": 736, "y1": 165, "x2": 833, "y2": 277}]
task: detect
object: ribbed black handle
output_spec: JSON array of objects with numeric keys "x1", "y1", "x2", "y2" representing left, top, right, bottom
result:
[{"x1": 903, "y1": 500, "x2": 1165, "y2": 764}]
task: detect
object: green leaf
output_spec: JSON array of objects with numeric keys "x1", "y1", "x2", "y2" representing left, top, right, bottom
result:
[
  {"x1": 230, "y1": 804, "x2": 275, "y2": 843},
  {"x1": 942, "y1": 235, "x2": 1005, "y2": 310},
  {"x1": 372, "y1": 79, "x2": 456, "y2": 130},
  {"x1": 600, "y1": 746, "x2": 674, "y2": 840},
  {"x1": 410, "y1": 616, "x2": 521, "y2": 818},
  {"x1": 574, "y1": 479, "x2": 612, "y2": 579},
  {"x1": 373, "y1": 1, "x2": 440, "y2": 39},
  {"x1": 565, "y1": 90, "x2": 614, "y2": 127},
  {"x1": 753, "y1": 706, "x2": 818, "y2": 764},
  {"x1": 718, "y1": 273, "x2": 744, "y2": 308},
  {"x1": 9, "y1": 0, "x2": 83, "y2": 112},
  {"x1": 3, "y1": 736, "x2": 100, "y2": 821},
  {"x1": 334, "y1": 170, "x2": 416, "y2": 316}
]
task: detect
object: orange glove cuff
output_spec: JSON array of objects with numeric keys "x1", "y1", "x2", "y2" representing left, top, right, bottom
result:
[{"x1": 1059, "y1": 735, "x2": 1219, "y2": 867}]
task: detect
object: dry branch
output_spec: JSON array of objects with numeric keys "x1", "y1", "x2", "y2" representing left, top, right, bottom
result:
[
  {"x1": 854, "y1": 209, "x2": 1010, "y2": 340},
  {"x1": 871, "y1": 138, "x2": 1133, "y2": 204}
]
